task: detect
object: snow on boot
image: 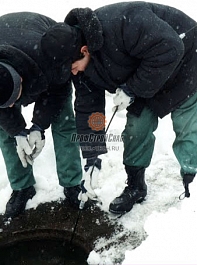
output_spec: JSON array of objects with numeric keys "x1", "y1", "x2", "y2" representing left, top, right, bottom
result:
[{"x1": 109, "y1": 166, "x2": 147, "y2": 214}]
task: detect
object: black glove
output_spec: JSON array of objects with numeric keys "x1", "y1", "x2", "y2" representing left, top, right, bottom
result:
[{"x1": 84, "y1": 157, "x2": 102, "y2": 171}]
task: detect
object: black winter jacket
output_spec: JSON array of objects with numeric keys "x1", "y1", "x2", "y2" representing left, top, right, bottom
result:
[
  {"x1": 66, "y1": 2, "x2": 197, "y2": 118},
  {"x1": 0, "y1": 12, "x2": 71, "y2": 136},
  {"x1": 65, "y1": 2, "x2": 197, "y2": 158}
]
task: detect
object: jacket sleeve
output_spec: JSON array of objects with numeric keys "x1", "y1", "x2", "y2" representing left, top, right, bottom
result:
[
  {"x1": 0, "y1": 107, "x2": 26, "y2": 137},
  {"x1": 122, "y1": 7, "x2": 185, "y2": 98},
  {"x1": 72, "y1": 74, "x2": 107, "y2": 159},
  {"x1": 31, "y1": 81, "x2": 72, "y2": 129}
]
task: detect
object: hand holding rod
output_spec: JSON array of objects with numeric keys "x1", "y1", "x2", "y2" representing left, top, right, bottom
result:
[
  {"x1": 70, "y1": 106, "x2": 118, "y2": 246},
  {"x1": 79, "y1": 105, "x2": 118, "y2": 209}
]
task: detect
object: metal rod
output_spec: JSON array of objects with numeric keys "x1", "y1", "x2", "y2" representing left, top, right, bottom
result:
[
  {"x1": 70, "y1": 209, "x2": 82, "y2": 245},
  {"x1": 105, "y1": 106, "x2": 118, "y2": 134},
  {"x1": 70, "y1": 106, "x2": 118, "y2": 245}
]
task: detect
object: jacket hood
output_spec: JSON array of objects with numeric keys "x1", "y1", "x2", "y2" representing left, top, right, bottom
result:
[{"x1": 0, "y1": 44, "x2": 48, "y2": 99}]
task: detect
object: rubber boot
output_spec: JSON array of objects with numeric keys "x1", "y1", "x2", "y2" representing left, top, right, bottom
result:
[
  {"x1": 109, "y1": 166, "x2": 147, "y2": 214},
  {"x1": 182, "y1": 173, "x2": 195, "y2": 198}
]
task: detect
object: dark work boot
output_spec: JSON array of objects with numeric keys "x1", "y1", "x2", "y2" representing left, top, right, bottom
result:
[
  {"x1": 109, "y1": 166, "x2": 147, "y2": 214},
  {"x1": 5, "y1": 186, "x2": 36, "y2": 219},
  {"x1": 64, "y1": 185, "x2": 81, "y2": 207},
  {"x1": 182, "y1": 173, "x2": 195, "y2": 198}
]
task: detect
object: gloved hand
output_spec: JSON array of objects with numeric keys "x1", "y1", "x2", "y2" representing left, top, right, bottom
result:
[
  {"x1": 78, "y1": 157, "x2": 102, "y2": 207},
  {"x1": 113, "y1": 84, "x2": 135, "y2": 112},
  {"x1": 28, "y1": 124, "x2": 45, "y2": 161},
  {"x1": 15, "y1": 130, "x2": 33, "y2": 168}
]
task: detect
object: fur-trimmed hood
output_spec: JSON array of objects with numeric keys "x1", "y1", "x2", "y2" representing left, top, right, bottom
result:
[
  {"x1": 0, "y1": 11, "x2": 71, "y2": 136},
  {"x1": 0, "y1": 45, "x2": 48, "y2": 102},
  {"x1": 65, "y1": 7, "x2": 119, "y2": 91},
  {"x1": 65, "y1": 8, "x2": 103, "y2": 53}
]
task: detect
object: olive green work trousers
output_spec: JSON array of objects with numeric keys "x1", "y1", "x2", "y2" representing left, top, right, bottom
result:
[
  {"x1": 122, "y1": 92, "x2": 197, "y2": 176},
  {"x1": 0, "y1": 94, "x2": 82, "y2": 190}
]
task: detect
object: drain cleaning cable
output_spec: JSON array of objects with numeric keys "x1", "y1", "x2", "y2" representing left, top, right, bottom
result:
[{"x1": 70, "y1": 106, "x2": 118, "y2": 245}]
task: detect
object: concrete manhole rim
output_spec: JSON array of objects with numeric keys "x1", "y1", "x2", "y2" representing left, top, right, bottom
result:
[{"x1": 0, "y1": 228, "x2": 90, "y2": 254}]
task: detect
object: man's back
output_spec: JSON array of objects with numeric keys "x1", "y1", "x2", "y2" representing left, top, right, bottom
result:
[{"x1": 0, "y1": 12, "x2": 56, "y2": 63}]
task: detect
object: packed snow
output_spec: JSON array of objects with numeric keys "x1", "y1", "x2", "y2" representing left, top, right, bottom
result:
[{"x1": 0, "y1": 0, "x2": 197, "y2": 264}]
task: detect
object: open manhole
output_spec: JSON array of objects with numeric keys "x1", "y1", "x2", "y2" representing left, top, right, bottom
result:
[
  {"x1": 0, "y1": 201, "x2": 123, "y2": 264},
  {"x1": 0, "y1": 237, "x2": 88, "y2": 265}
]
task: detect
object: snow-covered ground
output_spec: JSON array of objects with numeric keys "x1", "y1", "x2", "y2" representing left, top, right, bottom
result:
[{"x1": 0, "y1": 0, "x2": 197, "y2": 264}]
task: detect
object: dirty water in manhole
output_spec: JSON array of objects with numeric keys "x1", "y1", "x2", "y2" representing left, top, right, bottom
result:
[{"x1": 0, "y1": 238, "x2": 88, "y2": 265}]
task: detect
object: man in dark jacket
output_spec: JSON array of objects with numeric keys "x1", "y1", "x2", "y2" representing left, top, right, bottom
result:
[
  {"x1": 0, "y1": 12, "x2": 82, "y2": 219},
  {"x1": 41, "y1": 2, "x2": 197, "y2": 214}
]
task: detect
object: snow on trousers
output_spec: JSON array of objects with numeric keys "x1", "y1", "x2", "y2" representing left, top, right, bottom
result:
[
  {"x1": 122, "y1": 92, "x2": 197, "y2": 176},
  {"x1": 0, "y1": 93, "x2": 82, "y2": 190}
]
